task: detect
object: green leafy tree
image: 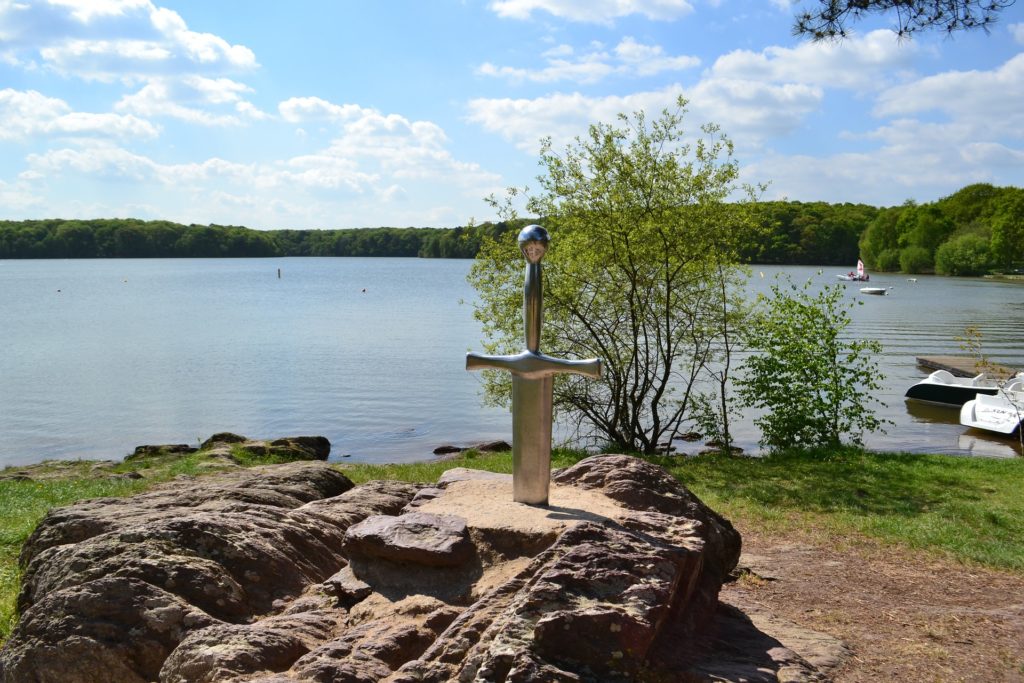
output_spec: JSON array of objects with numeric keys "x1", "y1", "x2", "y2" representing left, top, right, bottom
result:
[
  {"x1": 935, "y1": 233, "x2": 991, "y2": 275},
  {"x1": 898, "y1": 204, "x2": 954, "y2": 256},
  {"x1": 859, "y1": 205, "x2": 904, "y2": 269},
  {"x1": 899, "y1": 245, "x2": 932, "y2": 273},
  {"x1": 737, "y1": 277, "x2": 888, "y2": 450},
  {"x1": 988, "y1": 192, "x2": 1024, "y2": 270},
  {"x1": 936, "y1": 182, "x2": 1002, "y2": 228},
  {"x1": 875, "y1": 248, "x2": 902, "y2": 271},
  {"x1": 53, "y1": 221, "x2": 96, "y2": 258},
  {"x1": 469, "y1": 98, "x2": 759, "y2": 454}
]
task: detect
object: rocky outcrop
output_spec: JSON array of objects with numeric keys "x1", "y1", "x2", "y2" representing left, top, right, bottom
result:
[
  {"x1": 198, "y1": 433, "x2": 332, "y2": 462},
  {"x1": 127, "y1": 443, "x2": 198, "y2": 460},
  {"x1": 432, "y1": 440, "x2": 511, "y2": 456},
  {"x1": 3, "y1": 462, "x2": 420, "y2": 683},
  {"x1": 0, "y1": 454, "x2": 840, "y2": 682},
  {"x1": 126, "y1": 434, "x2": 331, "y2": 465}
]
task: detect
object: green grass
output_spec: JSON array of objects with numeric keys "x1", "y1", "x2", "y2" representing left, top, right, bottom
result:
[
  {"x1": 1, "y1": 445, "x2": 1022, "y2": 646},
  {"x1": 0, "y1": 449, "x2": 270, "y2": 641},
  {"x1": 0, "y1": 475, "x2": 152, "y2": 640},
  {"x1": 654, "y1": 447, "x2": 1024, "y2": 571}
]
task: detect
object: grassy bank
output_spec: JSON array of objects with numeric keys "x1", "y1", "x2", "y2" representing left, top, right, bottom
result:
[
  {"x1": 1, "y1": 446, "x2": 1022, "y2": 645},
  {"x1": 662, "y1": 447, "x2": 1024, "y2": 571},
  {"x1": 339, "y1": 447, "x2": 1024, "y2": 572}
]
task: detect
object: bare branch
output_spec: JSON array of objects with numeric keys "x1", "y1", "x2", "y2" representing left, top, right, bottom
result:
[{"x1": 793, "y1": 0, "x2": 1015, "y2": 41}]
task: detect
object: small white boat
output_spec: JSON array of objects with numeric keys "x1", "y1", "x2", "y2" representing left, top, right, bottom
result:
[
  {"x1": 859, "y1": 287, "x2": 890, "y2": 296},
  {"x1": 960, "y1": 391, "x2": 1024, "y2": 435},
  {"x1": 905, "y1": 370, "x2": 1024, "y2": 407},
  {"x1": 837, "y1": 259, "x2": 870, "y2": 282}
]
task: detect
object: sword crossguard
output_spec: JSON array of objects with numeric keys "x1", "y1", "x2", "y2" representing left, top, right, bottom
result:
[{"x1": 466, "y1": 350, "x2": 601, "y2": 380}]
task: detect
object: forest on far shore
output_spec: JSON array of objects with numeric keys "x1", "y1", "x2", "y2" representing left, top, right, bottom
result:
[{"x1": 0, "y1": 183, "x2": 1020, "y2": 274}]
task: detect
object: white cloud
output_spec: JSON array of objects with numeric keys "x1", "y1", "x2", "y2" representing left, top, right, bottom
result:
[
  {"x1": 467, "y1": 79, "x2": 821, "y2": 154},
  {"x1": 28, "y1": 143, "x2": 158, "y2": 180},
  {"x1": 477, "y1": 56, "x2": 615, "y2": 84},
  {"x1": 615, "y1": 37, "x2": 701, "y2": 75},
  {"x1": 0, "y1": 88, "x2": 159, "y2": 141},
  {"x1": 0, "y1": 0, "x2": 256, "y2": 80},
  {"x1": 687, "y1": 78, "x2": 821, "y2": 142},
  {"x1": 17, "y1": 98, "x2": 505, "y2": 228},
  {"x1": 39, "y1": 39, "x2": 173, "y2": 75},
  {"x1": 45, "y1": 0, "x2": 152, "y2": 24},
  {"x1": 281, "y1": 103, "x2": 500, "y2": 195},
  {"x1": 469, "y1": 32, "x2": 920, "y2": 156},
  {"x1": 874, "y1": 53, "x2": 1024, "y2": 136},
  {"x1": 1011, "y1": 22, "x2": 1024, "y2": 44},
  {"x1": 719, "y1": 31, "x2": 1024, "y2": 207},
  {"x1": 0, "y1": 1, "x2": 263, "y2": 133},
  {"x1": 746, "y1": 117, "x2": 1024, "y2": 206},
  {"x1": 489, "y1": 0, "x2": 694, "y2": 23},
  {"x1": 278, "y1": 97, "x2": 369, "y2": 124},
  {"x1": 149, "y1": 6, "x2": 254, "y2": 67},
  {"x1": 710, "y1": 29, "x2": 919, "y2": 92},
  {"x1": 0, "y1": 178, "x2": 43, "y2": 211},
  {"x1": 116, "y1": 76, "x2": 267, "y2": 125},
  {"x1": 477, "y1": 37, "x2": 698, "y2": 84}
]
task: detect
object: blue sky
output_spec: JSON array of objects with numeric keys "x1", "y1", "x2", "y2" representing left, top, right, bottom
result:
[{"x1": 1, "y1": 0, "x2": 1023, "y2": 229}]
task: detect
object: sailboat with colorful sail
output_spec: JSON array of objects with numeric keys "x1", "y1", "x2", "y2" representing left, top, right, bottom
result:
[{"x1": 837, "y1": 259, "x2": 869, "y2": 282}]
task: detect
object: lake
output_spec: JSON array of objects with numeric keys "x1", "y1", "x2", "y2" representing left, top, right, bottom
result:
[{"x1": 1, "y1": 258, "x2": 1022, "y2": 468}]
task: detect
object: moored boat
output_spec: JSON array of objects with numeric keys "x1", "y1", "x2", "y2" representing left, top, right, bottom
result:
[
  {"x1": 860, "y1": 287, "x2": 890, "y2": 295},
  {"x1": 960, "y1": 390, "x2": 1024, "y2": 435},
  {"x1": 905, "y1": 370, "x2": 1024, "y2": 407}
]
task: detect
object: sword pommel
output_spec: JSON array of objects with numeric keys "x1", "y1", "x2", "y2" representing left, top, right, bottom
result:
[{"x1": 518, "y1": 224, "x2": 549, "y2": 264}]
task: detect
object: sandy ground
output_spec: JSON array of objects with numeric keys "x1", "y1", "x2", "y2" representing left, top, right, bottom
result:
[{"x1": 722, "y1": 521, "x2": 1024, "y2": 682}]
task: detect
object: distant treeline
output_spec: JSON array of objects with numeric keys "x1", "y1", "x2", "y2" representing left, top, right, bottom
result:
[
  {"x1": 742, "y1": 200, "x2": 878, "y2": 265},
  {"x1": 856, "y1": 183, "x2": 1024, "y2": 276},
  {"x1": 1, "y1": 184, "x2": 1019, "y2": 273},
  {"x1": 0, "y1": 206, "x2": 874, "y2": 264},
  {"x1": 0, "y1": 219, "x2": 529, "y2": 260}
]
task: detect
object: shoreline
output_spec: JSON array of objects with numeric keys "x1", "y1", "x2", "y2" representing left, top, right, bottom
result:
[{"x1": 0, "y1": 434, "x2": 519, "y2": 481}]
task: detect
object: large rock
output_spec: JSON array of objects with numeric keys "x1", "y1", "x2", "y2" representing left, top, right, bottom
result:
[
  {"x1": 1, "y1": 461, "x2": 423, "y2": 683},
  {"x1": 2, "y1": 577, "x2": 219, "y2": 683},
  {"x1": 342, "y1": 512, "x2": 474, "y2": 568},
  {"x1": 0, "y1": 454, "x2": 842, "y2": 682}
]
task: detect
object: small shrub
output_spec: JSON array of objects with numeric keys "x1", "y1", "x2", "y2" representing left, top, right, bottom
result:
[{"x1": 736, "y1": 276, "x2": 889, "y2": 450}]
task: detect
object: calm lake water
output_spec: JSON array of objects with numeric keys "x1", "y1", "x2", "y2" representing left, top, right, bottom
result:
[{"x1": 1, "y1": 258, "x2": 1022, "y2": 467}]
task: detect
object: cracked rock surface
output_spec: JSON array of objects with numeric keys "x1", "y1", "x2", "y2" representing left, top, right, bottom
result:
[{"x1": 0, "y1": 455, "x2": 844, "y2": 682}]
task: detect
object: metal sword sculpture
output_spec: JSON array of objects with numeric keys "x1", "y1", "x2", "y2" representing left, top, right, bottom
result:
[{"x1": 466, "y1": 225, "x2": 602, "y2": 506}]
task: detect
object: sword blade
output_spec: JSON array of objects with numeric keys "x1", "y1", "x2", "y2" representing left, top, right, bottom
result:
[{"x1": 512, "y1": 374, "x2": 553, "y2": 505}]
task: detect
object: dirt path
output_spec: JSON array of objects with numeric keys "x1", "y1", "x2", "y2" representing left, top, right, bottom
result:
[{"x1": 721, "y1": 521, "x2": 1024, "y2": 682}]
